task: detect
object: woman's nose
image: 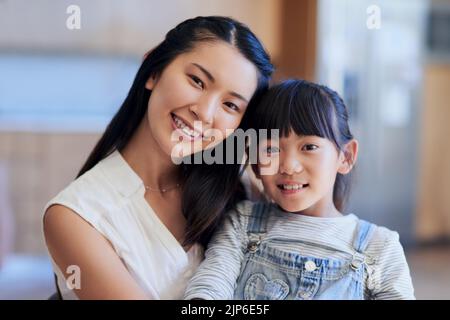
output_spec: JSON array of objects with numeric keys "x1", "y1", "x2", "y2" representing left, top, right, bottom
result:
[
  {"x1": 279, "y1": 156, "x2": 303, "y2": 175},
  {"x1": 189, "y1": 98, "x2": 216, "y2": 125}
]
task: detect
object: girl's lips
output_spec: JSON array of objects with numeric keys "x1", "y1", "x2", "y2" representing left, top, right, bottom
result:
[
  {"x1": 277, "y1": 183, "x2": 309, "y2": 195},
  {"x1": 170, "y1": 113, "x2": 203, "y2": 142},
  {"x1": 278, "y1": 187, "x2": 308, "y2": 195}
]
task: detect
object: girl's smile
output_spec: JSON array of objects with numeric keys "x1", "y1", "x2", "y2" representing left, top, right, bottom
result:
[{"x1": 276, "y1": 180, "x2": 310, "y2": 195}]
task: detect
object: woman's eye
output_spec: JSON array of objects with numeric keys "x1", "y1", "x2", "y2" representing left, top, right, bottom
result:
[
  {"x1": 224, "y1": 102, "x2": 239, "y2": 112},
  {"x1": 189, "y1": 75, "x2": 204, "y2": 89},
  {"x1": 302, "y1": 144, "x2": 318, "y2": 151}
]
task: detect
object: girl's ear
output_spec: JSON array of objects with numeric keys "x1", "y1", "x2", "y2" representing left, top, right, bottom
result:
[{"x1": 337, "y1": 139, "x2": 358, "y2": 175}]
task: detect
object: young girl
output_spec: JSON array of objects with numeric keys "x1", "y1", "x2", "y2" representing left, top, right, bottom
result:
[{"x1": 184, "y1": 79, "x2": 415, "y2": 300}]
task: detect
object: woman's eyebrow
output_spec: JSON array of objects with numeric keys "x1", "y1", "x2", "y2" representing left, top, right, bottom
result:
[
  {"x1": 192, "y1": 63, "x2": 215, "y2": 82},
  {"x1": 192, "y1": 63, "x2": 248, "y2": 103},
  {"x1": 229, "y1": 91, "x2": 248, "y2": 103}
]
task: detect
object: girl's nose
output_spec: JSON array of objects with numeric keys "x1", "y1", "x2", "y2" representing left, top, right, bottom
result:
[{"x1": 279, "y1": 156, "x2": 303, "y2": 175}]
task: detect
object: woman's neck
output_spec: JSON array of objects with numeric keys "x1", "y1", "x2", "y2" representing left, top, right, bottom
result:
[{"x1": 121, "y1": 116, "x2": 180, "y2": 190}]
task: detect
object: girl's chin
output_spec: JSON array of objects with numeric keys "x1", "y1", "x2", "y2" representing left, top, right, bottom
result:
[{"x1": 275, "y1": 200, "x2": 308, "y2": 213}]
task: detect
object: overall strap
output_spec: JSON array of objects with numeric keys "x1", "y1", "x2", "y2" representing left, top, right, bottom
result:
[
  {"x1": 245, "y1": 202, "x2": 271, "y2": 253},
  {"x1": 353, "y1": 219, "x2": 376, "y2": 253},
  {"x1": 350, "y1": 219, "x2": 376, "y2": 270},
  {"x1": 246, "y1": 202, "x2": 271, "y2": 235}
]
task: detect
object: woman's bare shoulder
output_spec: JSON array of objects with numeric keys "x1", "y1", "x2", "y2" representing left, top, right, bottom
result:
[{"x1": 43, "y1": 204, "x2": 149, "y2": 299}]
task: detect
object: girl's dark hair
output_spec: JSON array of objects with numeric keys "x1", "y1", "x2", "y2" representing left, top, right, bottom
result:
[
  {"x1": 250, "y1": 79, "x2": 354, "y2": 212},
  {"x1": 77, "y1": 16, "x2": 273, "y2": 247}
]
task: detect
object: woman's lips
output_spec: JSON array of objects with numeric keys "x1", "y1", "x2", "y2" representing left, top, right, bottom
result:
[{"x1": 170, "y1": 113, "x2": 203, "y2": 141}]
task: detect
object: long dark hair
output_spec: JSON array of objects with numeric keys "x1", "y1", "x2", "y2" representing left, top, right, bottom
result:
[
  {"x1": 77, "y1": 16, "x2": 273, "y2": 247},
  {"x1": 250, "y1": 79, "x2": 354, "y2": 212}
]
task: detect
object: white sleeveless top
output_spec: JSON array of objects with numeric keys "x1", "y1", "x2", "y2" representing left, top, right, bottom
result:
[{"x1": 43, "y1": 151, "x2": 204, "y2": 299}]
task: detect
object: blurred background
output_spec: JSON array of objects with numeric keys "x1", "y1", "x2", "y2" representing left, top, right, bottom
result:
[{"x1": 0, "y1": 0, "x2": 449, "y2": 299}]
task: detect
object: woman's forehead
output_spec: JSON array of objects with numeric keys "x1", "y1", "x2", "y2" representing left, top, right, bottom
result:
[{"x1": 174, "y1": 42, "x2": 258, "y2": 99}]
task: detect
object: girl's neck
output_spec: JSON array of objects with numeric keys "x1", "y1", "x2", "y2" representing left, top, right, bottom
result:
[
  {"x1": 296, "y1": 207, "x2": 343, "y2": 218},
  {"x1": 292, "y1": 193, "x2": 343, "y2": 218},
  {"x1": 122, "y1": 115, "x2": 181, "y2": 190}
]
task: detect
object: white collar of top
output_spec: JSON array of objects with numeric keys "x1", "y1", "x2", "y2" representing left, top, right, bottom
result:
[{"x1": 99, "y1": 150, "x2": 145, "y2": 198}]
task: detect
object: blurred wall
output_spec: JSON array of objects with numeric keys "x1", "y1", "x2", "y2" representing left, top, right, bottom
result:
[
  {"x1": 316, "y1": 0, "x2": 427, "y2": 244},
  {"x1": 0, "y1": 161, "x2": 14, "y2": 263},
  {"x1": 0, "y1": 133, "x2": 99, "y2": 253},
  {"x1": 276, "y1": 0, "x2": 317, "y2": 81},
  {"x1": 1, "y1": 0, "x2": 316, "y2": 255},
  {"x1": 417, "y1": 63, "x2": 450, "y2": 241},
  {"x1": 0, "y1": 0, "x2": 281, "y2": 58}
]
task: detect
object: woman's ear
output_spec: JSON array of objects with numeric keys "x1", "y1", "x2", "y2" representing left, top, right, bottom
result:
[
  {"x1": 337, "y1": 139, "x2": 358, "y2": 175},
  {"x1": 143, "y1": 50, "x2": 151, "y2": 61},
  {"x1": 145, "y1": 75, "x2": 157, "y2": 91}
]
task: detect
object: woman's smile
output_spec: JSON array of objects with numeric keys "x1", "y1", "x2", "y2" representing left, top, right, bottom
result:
[{"x1": 170, "y1": 112, "x2": 203, "y2": 142}]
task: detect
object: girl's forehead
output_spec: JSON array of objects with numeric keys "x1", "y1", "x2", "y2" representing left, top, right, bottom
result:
[{"x1": 262, "y1": 132, "x2": 326, "y2": 143}]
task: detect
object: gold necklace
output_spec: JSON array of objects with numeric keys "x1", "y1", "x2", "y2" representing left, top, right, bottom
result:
[{"x1": 145, "y1": 183, "x2": 181, "y2": 193}]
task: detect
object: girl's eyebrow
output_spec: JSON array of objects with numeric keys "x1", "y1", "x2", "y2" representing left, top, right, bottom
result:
[{"x1": 192, "y1": 63, "x2": 249, "y2": 103}]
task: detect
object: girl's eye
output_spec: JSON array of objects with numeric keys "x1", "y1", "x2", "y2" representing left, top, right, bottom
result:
[
  {"x1": 265, "y1": 146, "x2": 280, "y2": 154},
  {"x1": 224, "y1": 102, "x2": 239, "y2": 112},
  {"x1": 302, "y1": 144, "x2": 318, "y2": 151},
  {"x1": 189, "y1": 75, "x2": 204, "y2": 89}
]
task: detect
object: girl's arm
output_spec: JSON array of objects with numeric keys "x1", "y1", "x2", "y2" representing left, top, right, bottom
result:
[
  {"x1": 184, "y1": 202, "x2": 249, "y2": 300},
  {"x1": 44, "y1": 205, "x2": 150, "y2": 300},
  {"x1": 370, "y1": 231, "x2": 415, "y2": 300}
]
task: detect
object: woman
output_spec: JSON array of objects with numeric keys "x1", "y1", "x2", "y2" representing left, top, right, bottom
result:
[{"x1": 43, "y1": 16, "x2": 273, "y2": 299}]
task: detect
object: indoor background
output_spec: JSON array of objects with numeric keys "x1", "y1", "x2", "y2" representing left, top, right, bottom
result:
[{"x1": 0, "y1": 0, "x2": 449, "y2": 299}]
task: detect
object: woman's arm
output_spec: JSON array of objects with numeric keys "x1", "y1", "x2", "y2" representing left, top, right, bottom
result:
[{"x1": 44, "y1": 205, "x2": 149, "y2": 300}]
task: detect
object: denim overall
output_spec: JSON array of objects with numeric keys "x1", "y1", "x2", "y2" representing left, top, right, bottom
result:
[{"x1": 234, "y1": 203, "x2": 376, "y2": 300}]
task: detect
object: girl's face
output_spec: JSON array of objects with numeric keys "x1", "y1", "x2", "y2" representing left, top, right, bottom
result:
[
  {"x1": 257, "y1": 132, "x2": 355, "y2": 216},
  {"x1": 145, "y1": 41, "x2": 258, "y2": 159}
]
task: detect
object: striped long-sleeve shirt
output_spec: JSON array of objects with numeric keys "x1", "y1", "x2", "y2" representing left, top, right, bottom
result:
[{"x1": 184, "y1": 200, "x2": 415, "y2": 300}]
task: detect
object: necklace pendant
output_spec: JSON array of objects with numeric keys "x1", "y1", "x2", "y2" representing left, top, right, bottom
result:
[{"x1": 144, "y1": 183, "x2": 179, "y2": 193}]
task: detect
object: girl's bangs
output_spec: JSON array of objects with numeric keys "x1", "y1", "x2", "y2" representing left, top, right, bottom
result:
[{"x1": 252, "y1": 80, "x2": 339, "y2": 144}]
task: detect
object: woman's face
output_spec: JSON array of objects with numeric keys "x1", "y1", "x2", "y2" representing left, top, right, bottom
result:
[{"x1": 145, "y1": 41, "x2": 258, "y2": 159}]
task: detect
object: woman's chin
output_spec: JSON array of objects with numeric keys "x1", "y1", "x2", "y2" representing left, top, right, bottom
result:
[
  {"x1": 166, "y1": 141, "x2": 200, "y2": 162},
  {"x1": 162, "y1": 137, "x2": 227, "y2": 164}
]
